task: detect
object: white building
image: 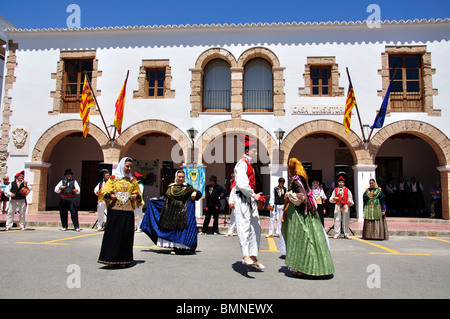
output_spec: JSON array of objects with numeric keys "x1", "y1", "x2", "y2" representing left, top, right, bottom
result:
[{"x1": 1, "y1": 18, "x2": 449, "y2": 220}]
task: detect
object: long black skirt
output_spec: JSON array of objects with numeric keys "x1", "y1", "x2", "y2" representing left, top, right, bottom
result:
[{"x1": 98, "y1": 209, "x2": 135, "y2": 265}]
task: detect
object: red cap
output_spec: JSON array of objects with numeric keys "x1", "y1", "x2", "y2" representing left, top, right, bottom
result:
[
  {"x1": 134, "y1": 172, "x2": 143, "y2": 179},
  {"x1": 15, "y1": 171, "x2": 25, "y2": 178},
  {"x1": 239, "y1": 134, "x2": 256, "y2": 148}
]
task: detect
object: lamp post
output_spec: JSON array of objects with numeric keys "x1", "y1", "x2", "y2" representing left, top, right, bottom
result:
[
  {"x1": 186, "y1": 127, "x2": 198, "y2": 164},
  {"x1": 274, "y1": 128, "x2": 285, "y2": 164}
]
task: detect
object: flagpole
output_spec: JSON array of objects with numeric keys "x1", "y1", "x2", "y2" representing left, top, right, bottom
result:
[
  {"x1": 84, "y1": 72, "x2": 113, "y2": 142},
  {"x1": 366, "y1": 67, "x2": 399, "y2": 143},
  {"x1": 346, "y1": 67, "x2": 367, "y2": 143}
]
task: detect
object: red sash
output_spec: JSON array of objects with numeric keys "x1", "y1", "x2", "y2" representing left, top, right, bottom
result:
[{"x1": 242, "y1": 157, "x2": 256, "y2": 191}]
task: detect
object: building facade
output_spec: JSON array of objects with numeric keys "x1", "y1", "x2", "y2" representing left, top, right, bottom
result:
[{"x1": 1, "y1": 19, "x2": 450, "y2": 219}]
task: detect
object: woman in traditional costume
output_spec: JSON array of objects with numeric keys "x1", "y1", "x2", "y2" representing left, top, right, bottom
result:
[
  {"x1": 282, "y1": 158, "x2": 334, "y2": 278},
  {"x1": 362, "y1": 179, "x2": 389, "y2": 240},
  {"x1": 97, "y1": 157, "x2": 143, "y2": 267},
  {"x1": 141, "y1": 170, "x2": 202, "y2": 254}
]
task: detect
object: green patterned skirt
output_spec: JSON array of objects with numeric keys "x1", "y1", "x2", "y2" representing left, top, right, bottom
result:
[{"x1": 282, "y1": 203, "x2": 334, "y2": 276}]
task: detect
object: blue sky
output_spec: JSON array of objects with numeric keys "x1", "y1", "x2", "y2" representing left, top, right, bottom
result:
[{"x1": 1, "y1": 0, "x2": 449, "y2": 29}]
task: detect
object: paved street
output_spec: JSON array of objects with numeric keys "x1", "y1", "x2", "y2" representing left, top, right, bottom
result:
[{"x1": 1, "y1": 227, "x2": 449, "y2": 301}]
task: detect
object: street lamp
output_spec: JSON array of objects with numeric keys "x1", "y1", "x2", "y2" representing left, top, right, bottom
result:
[
  {"x1": 186, "y1": 127, "x2": 198, "y2": 164},
  {"x1": 274, "y1": 128, "x2": 285, "y2": 164}
]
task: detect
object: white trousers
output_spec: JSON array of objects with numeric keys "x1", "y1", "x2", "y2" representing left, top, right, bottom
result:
[
  {"x1": 226, "y1": 210, "x2": 236, "y2": 235},
  {"x1": 96, "y1": 201, "x2": 107, "y2": 229},
  {"x1": 234, "y1": 194, "x2": 261, "y2": 257},
  {"x1": 268, "y1": 204, "x2": 283, "y2": 236},
  {"x1": 334, "y1": 205, "x2": 350, "y2": 236},
  {"x1": 6, "y1": 199, "x2": 27, "y2": 229}
]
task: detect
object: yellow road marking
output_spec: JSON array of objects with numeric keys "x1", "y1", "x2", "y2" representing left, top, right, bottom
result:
[
  {"x1": 427, "y1": 237, "x2": 450, "y2": 243},
  {"x1": 260, "y1": 237, "x2": 280, "y2": 252},
  {"x1": 17, "y1": 232, "x2": 103, "y2": 246},
  {"x1": 350, "y1": 236, "x2": 430, "y2": 256}
]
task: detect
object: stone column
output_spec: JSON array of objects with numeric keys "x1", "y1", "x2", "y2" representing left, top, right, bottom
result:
[
  {"x1": 352, "y1": 164, "x2": 377, "y2": 220},
  {"x1": 437, "y1": 166, "x2": 450, "y2": 220},
  {"x1": 25, "y1": 162, "x2": 52, "y2": 213}
]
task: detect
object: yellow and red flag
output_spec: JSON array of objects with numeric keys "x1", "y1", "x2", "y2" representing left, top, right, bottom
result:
[
  {"x1": 113, "y1": 71, "x2": 129, "y2": 135},
  {"x1": 343, "y1": 72, "x2": 357, "y2": 134},
  {"x1": 80, "y1": 75, "x2": 96, "y2": 138}
]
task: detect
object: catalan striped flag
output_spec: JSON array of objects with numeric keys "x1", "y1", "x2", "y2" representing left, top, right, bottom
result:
[
  {"x1": 113, "y1": 71, "x2": 129, "y2": 135},
  {"x1": 79, "y1": 75, "x2": 96, "y2": 138},
  {"x1": 343, "y1": 71, "x2": 357, "y2": 134}
]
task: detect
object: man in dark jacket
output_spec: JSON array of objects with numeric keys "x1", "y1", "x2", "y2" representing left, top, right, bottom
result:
[{"x1": 200, "y1": 175, "x2": 226, "y2": 235}]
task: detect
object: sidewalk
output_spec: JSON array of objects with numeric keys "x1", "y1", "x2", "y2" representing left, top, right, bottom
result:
[{"x1": 1, "y1": 211, "x2": 450, "y2": 237}]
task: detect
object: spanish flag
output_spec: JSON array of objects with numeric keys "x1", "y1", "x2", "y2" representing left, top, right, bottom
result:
[
  {"x1": 80, "y1": 75, "x2": 96, "y2": 138},
  {"x1": 113, "y1": 71, "x2": 129, "y2": 135},
  {"x1": 343, "y1": 71, "x2": 357, "y2": 134}
]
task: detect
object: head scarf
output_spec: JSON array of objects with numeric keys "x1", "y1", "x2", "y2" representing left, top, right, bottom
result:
[
  {"x1": 113, "y1": 157, "x2": 133, "y2": 179},
  {"x1": 174, "y1": 170, "x2": 186, "y2": 184},
  {"x1": 288, "y1": 158, "x2": 308, "y2": 186}
]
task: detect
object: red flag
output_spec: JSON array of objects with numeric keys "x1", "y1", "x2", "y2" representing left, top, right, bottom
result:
[{"x1": 114, "y1": 71, "x2": 129, "y2": 134}]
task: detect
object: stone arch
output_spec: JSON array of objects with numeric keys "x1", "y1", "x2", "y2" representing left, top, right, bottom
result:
[
  {"x1": 237, "y1": 47, "x2": 281, "y2": 68},
  {"x1": 31, "y1": 120, "x2": 109, "y2": 163},
  {"x1": 281, "y1": 120, "x2": 365, "y2": 165},
  {"x1": 115, "y1": 119, "x2": 192, "y2": 163},
  {"x1": 237, "y1": 47, "x2": 285, "y2": 116},
  {"x1": 369, "y1": 120, "x2": 450, "y2": 166},
  {"x1": 370, "y1": 120, "x2": 450, "y2": 220},
  {"x1": 190, "y1": 48, "x2": 238, "y2": 117},
  {"x1": 194, "y1": 47, "x2": 237, "y2": 69},
  {"x1": 195, "y1": 119, "x2": 278, "y2": 165},
  {"x1": 29, "y1": 120, "x2": 108, "y2": 212}
]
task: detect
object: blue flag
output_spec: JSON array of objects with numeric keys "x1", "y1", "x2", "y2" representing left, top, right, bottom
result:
[{"x1": 370, "y1": 80, "x2": 392, "y2": 129}]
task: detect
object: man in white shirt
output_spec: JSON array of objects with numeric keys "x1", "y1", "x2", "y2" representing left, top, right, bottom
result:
[
  {"x1": 234, "y1": 135, "x2": 264, "y2": 269},
  {"x1": 54, "y1": 169, "x2": 81, "y2": 231},
  {"x1": 5, "y1": 171, "x2": 30, "y2": 231}
]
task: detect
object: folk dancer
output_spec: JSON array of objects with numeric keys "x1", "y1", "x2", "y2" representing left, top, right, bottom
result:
[
  {"x1": 362, "y1": 178, "x2": 389, "y2": 240},
  {"x1": 234, "y1": 135, "x2": 265, "y2": 269},
  {"x1": 267, "y1": 177, "x2": 286, "y2": 238},
  {"x1": 5, "y1": 171, "x2": 30, "y2": 231},
  {"x1": 94, "y1": 169, "x2": 110, "y2": 231},
  {"x1": 141, "y1": 170, "x2": 202, "y2": 254},
  {"x1": 54, "y1": 169, "x2": 81, "y2": 231},
  {"x1": 281, "y1": 158, "x2": 334, "y2": 278},
  {"x1": 330, "y1": 172, "x2": 354, "y2": 239},
  {"x1": 97, "y1": 157, "x2": 143, "y2": 267}
]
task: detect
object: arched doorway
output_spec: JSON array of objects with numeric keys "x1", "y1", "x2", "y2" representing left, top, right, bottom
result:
[
  {"x1": 371, "y1": 121, "x2": 450, "y2": 219},
  {"x1": 46, "y1": 132, "x2": 103, "y2": 211},
  {"x1": 29, "y1": 120, "x2": 109, "y2": 213}
]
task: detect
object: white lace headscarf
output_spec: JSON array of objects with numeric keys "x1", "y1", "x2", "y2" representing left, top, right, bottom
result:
[{"x1": 113, "y1": 157, "x2": 133, "y2": 179}]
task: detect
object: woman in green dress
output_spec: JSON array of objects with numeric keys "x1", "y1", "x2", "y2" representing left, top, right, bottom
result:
[
  {"x1": 281, "y1": 158, "x2": 334, "y2": 278},
  {"x1": 362, "y1": 179, "x2": 389, "y2": 240}
]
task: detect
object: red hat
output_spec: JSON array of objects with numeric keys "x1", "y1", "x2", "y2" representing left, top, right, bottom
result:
[
  {"x1": 15, "y1": 171, "x2": 25, "y2": 178},
  {"x1": 239, "y1": 134, "x2": 256, "y2": 149},
  {"x1": 134, "y1": 172, "x2": 143, "y2": 179}
]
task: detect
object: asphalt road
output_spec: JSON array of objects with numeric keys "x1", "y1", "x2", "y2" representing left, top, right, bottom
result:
[{"x1": 1, "y1": 227, "x2": 449, "y2": 301}]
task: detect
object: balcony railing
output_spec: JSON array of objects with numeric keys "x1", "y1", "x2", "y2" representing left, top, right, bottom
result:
[
  {"x1": 202, "y1": 90, "x2": 231, "y2": 112},
  {"x1": 244, "y1": 89, "x2": 273, "y2": 112}
]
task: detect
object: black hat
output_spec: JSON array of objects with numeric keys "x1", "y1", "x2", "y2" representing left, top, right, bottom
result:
[
  {"x1": 209, "y1": 175, "x2": 217, "y2": 181},
  {"x1": 336, "y1": 171, "x2": 347, "y2": 184},
  {"x1": 64, "y1": 169, "x2": 73, "y2": 175}
]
